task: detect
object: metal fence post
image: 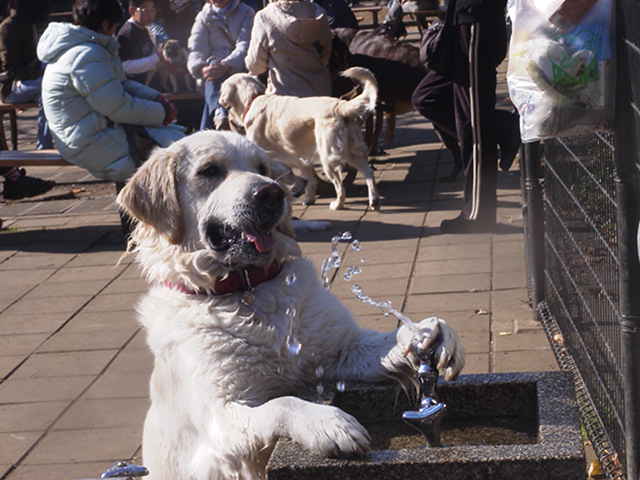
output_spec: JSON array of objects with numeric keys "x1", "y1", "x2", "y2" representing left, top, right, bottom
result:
[{"x1": 521, "y1": 141, "x2": 545, "y2": 307}]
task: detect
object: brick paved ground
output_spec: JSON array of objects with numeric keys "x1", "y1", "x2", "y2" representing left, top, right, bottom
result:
[{"x1": 0, "y1": 75, "x2": 558, "y2": 479}]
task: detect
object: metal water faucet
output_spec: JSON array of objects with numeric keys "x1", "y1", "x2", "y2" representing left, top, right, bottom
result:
[{"x1": 401, "y1": 349, "x2": 447, "y2": 447}]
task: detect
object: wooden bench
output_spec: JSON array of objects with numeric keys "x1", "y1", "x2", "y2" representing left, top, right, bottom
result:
[
  {"x1": 0, "y1": 102, "x2": 38, "y2": 151},
  {"x1": 0, "y1": 149, "x2": 67, "y2": 167}
]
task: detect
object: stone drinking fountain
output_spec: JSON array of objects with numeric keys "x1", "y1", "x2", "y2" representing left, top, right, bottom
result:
[{"x1": 266, "y1": 233, "x2": 586, "y2": 479}]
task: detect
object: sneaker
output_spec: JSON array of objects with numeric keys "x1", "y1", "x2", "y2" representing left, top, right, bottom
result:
[
  {"x1": 3, "y1": 169, "x2": 55, "y2": 200},
  {"x1": 440, "y1": 215, "x2": 495, "y2": 234}
]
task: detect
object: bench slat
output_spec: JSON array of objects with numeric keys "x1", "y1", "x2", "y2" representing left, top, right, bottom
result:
[{"x1": 0, "y1": 149, "x2": 69, "y2": 167}]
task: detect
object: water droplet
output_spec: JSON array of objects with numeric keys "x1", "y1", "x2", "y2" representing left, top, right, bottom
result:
[
  {"x1": 285, "y1": 273, "x2": 297, "y2": 286},
  {"x1": 352, "y1": 266, "x2": 362, "y2": 275},
  {"x1": 360, "y1": 258, "x2": 366, "y2": 264},
  {"x1": 343, "y1": 267, "x2": 353, "y2": 281},
  {"x1": 315, "y1": 366, "x2": 324, "y2": 378},
  {"x1": 316, "y1": 383, "x2": 325, "y2": 396},
  {"x1": 351, "y1": 240, "x2": 361, "y2": 251},
  {"x1": 352, "y1": 284, "x2": 364, "y2": 297},
  {"x1": 336, "y1": 381, "x2": 346, "y2": 392},
  {"x1": 287, "y1": 336, "x2": 302, "y2": 356},
  {"x1": 285, "y1": 305, "x2": 297, "y2": 318},
  {"x1": 340, "y1": 231, "x2": 353, "y2": 241}
]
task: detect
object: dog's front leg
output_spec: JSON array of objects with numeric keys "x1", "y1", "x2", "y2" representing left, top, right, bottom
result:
[
  {"x1": 237, "y1": 396, "x2": 370, "y2": 458},
  {"x1": 335, "y1": 318, "x2": 465, "y2": 383}
]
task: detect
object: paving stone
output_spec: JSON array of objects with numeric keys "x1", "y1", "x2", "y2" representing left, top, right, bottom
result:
[
  {"x1": 81, "y1": 293, "x2": 141, "y2": 313},
  {"x1": 492, "y1": 269, "x2": 526, "y2": 289},
  {"x1": 336, "y1": 262, "x2": 412, "y2": 281},
  {"x1": 62, "y1": 310, "x2": 138, "y2": 332},
  {"x1": 416, "y1": 243, "x2": 491, "y2": 261},
  {"x1": 0, "y1": 269, "x2": 55, "y2": 288},
  {"x1": 405, "y1": 292, "x2": 490, "y2": 314},
  {"x1": 0, "y1": 432, "x2": 41, "y2": 464},
  {"x1": 125, "y1": 330, "x2": 148, "y2": 351},
  {"x1": 54, "y1": 397, "x2": 149, "y2": 431},
  {"x1": 0, "y1": 376, "x2": 95, "y2": 403},
  {"x1": 47, "y1": 265, "x2": 127, "y2": 283},
  {"x1": 414, "y1": 257, "x2": 491, "y2": 276},
  {"x1": 420, "y1": 232, "x2": 491, "y2": 246},
  {"x1": 0, "y1": 313, "x2": 70, "y2": 335},
  {"x1": 0, "y1": 355, "x2": 23, "y2": 379},
  {"x1": 83, "y1": 371, "x2": 149, "y2": 399},
  {"x1": 0, "y1": 334, "x2": 48, "y2": 356},
  {"x1": 5, "y1": 461, "x2": 112, "y2": 480},
  {"x1": 38, "y1": 328, "x2": 137, "y2": 353},
  {"x1": 64, "y1": 250, "x2": 126, "y2": 268},
  {"x1": 12, "y1": 350, "x2": 118, "y2": 379},
  {"x1": 27, "y1": 279, "x2": 109, "y2": 298},
  {"x1": 410, "y1": 273, "x2": 491, "y2": 294},
  {"x1": 106, "y1": 349, "x2": 153, "y2": 375},
  {"x1": 492, "y1": 254, "x2": 525, "y2": 273},
  {"x1": 0, "y1": 402, "x2": 68, "y2": 433},
  {"x1": 494, "y1": 331, "x2": 552, "y2": 352},
  {"x1": 2, "y1": 295, "x2": 89, "y2": 316},
  {"x1": 460, "y1": 353, "x2": 490, "y2": 374},
  {"x1": 100, "y1": 277, "x2": 147, "y2": 295},
  {"x1": 0, "y1": 254, "x2": 75, "y2": 271},
  {"x1": 21, "y1": 426, "x2": 142, "y2": 464},
  {"x1": 493, "y1": 349, "x2": 559, "y2": 373}
]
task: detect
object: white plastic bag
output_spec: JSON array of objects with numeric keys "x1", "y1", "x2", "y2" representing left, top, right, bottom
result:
[{"x1": 506, "y1": 0, "x2": 614, "y2": 142}]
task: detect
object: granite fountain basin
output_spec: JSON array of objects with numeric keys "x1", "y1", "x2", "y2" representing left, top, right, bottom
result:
[{"x1": 267, "y1": 372, "x2": 585, "y2": 480}]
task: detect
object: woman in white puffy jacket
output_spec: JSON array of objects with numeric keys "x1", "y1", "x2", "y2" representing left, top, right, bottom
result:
[
  {"x1": 37, "y1": 0, "x2": 184, "y2": 182},
  {"x1": 187, "y1": 0, "x2": 255, "y2": 130}
]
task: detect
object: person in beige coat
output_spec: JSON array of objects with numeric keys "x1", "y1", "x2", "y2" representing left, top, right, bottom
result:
[{"x1": 245, "y1": 0, "x2": 332, "y2": 97}]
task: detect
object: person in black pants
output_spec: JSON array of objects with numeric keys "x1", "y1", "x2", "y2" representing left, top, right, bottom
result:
[{"x1": 412, "y1": 0, "x2": 519, "y2": 233}]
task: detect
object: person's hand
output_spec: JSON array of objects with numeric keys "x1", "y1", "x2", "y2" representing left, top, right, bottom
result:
[
  {"x1": 157, "y1": 94, "x2": 177, "y2": 125},
  {"x1": 203, "y1": 63, "x2": 230, "y2": 80}
]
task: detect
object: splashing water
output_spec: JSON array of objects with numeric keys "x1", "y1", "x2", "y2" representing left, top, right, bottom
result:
[
  {"x1": 351, "y1": 284, "x2": 417, "y2": 332},
  {"x1": 316, "y1": 383, "x2": 325, "y2": 396},
  {"x1": 343, "y1": 266, "x2": 362, "y2": 281},
  {"x1": 285, "y1": 305, "x2": 297, "y2": 318},
  {"x1": 336, "y1": 381, "x2": 346, "y2": 392},
  {"x1": 320, "y1": 232, "x2": 352, "y2": 288},
  {"x1": 315, "y1": 365, "x2": 324, "y2": 378},
  {"x1": 351, "y1": 240, "x2": 361, "y2": 252}
]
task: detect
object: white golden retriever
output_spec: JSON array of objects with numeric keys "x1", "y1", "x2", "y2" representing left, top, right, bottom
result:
[
  {"x1": 116, "y1": 131, "x2": 464, "y2": 480},
  {"x1": 219, "y1": 67, "x2": 380, "y2": 211}
]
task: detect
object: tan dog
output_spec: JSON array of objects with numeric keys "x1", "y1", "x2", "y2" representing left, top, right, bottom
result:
[
  {"x1": 115, "y1": 131, "x2": 464, "y2": 480},
  {"x1": 147, "y1": 39, "x2": 196, "y2": 93},
  {"x1": 220, "y1": 67, "x2": 381, "y2": 211}
]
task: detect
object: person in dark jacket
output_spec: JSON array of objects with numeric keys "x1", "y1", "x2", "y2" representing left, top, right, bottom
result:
[
  {"x1": 412, "y1": 0, "x2": 519, "y2": 233},
  {"x1": 0, "y1": 0, "x2": 55, "y2": 200}
]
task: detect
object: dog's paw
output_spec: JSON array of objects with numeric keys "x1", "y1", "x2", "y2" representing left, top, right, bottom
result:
[
  {"x1": 289, "y1": 404, "x2": 370, "y2": 458},
  {"x1": 369, "y1": 197, "x2": 381, "y2": 211},
  {"x1": 329, "y1": 199, "x2": 344, "y2": 210}
]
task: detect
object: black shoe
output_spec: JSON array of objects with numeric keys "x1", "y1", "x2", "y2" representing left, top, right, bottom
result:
[
  {"x1": 499, "y1": 112, "x2": 521, "y2": 172},
  {"x1": 440, "y1": 215, "x2": 496, "y2": 234},
  {"x1": 3, "y1": 169, "x2": 55, "y2": 200}
]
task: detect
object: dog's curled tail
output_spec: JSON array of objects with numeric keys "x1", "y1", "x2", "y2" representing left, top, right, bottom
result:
[{"x1": 337, "y1": 67, "x2": 378, "y2": 118}]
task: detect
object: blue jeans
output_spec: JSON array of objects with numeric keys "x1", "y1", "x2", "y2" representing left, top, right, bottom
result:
[
  {"x1": 200, "y1": 78, "x2": 229, "y2": 130},
  {"x1": 4, "y1": 78, "x2": 53, "y2": 149}
]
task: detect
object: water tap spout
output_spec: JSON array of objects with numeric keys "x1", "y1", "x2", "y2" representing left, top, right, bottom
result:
[{"x1": 401, "y1": 354, "x2": 447, "y2": 447}]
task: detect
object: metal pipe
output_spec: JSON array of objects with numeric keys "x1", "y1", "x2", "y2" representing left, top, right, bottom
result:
[{"x1": 521, "y1": 141, "x2": 545, "y2": 307}]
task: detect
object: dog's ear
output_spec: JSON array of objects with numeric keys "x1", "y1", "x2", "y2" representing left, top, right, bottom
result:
[
  {"x1": 116, "y1": 147, "x2": 184, "y2": 244},
  {"x1": 219, "y1": 80, "x2": 236, "y2": 111}
]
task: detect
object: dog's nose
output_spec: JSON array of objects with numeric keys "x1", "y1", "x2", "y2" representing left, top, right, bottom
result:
[{"x1": 252, "y1": 182, "x2": 285, "y2": 209}]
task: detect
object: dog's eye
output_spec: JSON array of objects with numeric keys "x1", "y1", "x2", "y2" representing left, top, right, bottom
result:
[
  {"x1": 257, "y1": 163, "x2": 268, "y2": 176},
  {"x1": 198, "y1": 164, "x2": 224, "y2": 178}
]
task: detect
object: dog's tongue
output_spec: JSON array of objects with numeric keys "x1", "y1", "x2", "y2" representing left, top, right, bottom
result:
[{"x1": 244, "y1": 232, "x2": 274, "y2": 253}]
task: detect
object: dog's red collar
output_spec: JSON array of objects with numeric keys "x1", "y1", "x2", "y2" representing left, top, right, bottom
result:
[{"x1": 162, "y1": 261, "x2": 281, "y2": 296}]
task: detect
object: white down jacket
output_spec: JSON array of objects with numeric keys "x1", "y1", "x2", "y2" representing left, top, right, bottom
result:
[{"x1": 37, "y1": 22, "x2": 183, "y2": 181}]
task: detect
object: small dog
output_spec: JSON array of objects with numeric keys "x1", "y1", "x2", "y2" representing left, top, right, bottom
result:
[
  {"x1": 220, "y1": 67, "x2": 381, "y2": 211},
  {"x1": 116, "y1": 130, "x2": 465, "y2": 480},
  {"x1": 147, "y1": 39, "x2": 196, "y2": 93}
]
